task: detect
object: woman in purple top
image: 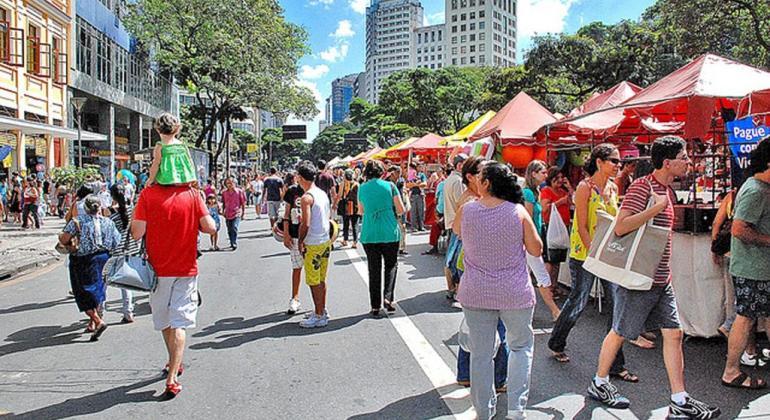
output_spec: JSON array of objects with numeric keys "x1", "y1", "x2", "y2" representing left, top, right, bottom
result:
[{"x1": 455, "y1": 162, "x2": 543, "y2": 420}]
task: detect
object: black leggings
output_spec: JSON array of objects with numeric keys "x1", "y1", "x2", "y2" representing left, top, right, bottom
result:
[
  {"x1": 343, "y1": 214, "x2": 359, "y2": 242},
  {"x1": 363, "y1": 242, "x2": 399, "y2": 309},
  {"x1": 22, "y1": 204, "x2": 40, "y2": 228}
]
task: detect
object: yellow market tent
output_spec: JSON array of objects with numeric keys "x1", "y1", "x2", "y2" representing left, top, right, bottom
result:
[
  {"x1": 441, "y1": 111, "x2": 496, "y2": 146},
  {"x1": 371, "y1": 137, "x2": 419, "y2": 160}
]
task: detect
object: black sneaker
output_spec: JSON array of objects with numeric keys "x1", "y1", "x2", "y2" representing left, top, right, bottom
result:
[
  {"x1": 587, "y1": 380, "x2": 630, "y2": 409},
  {"x1": 667, "y1": 396, "x2": 721, "y2": 419}
]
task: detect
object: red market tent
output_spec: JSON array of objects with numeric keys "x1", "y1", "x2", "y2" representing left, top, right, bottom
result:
[
  {"x1": 386, "y1": 133, "x2": 447, "y2": 159},
  {"x1": 541, "y1": 81, "x2": 643, "y2": 145},
  {"x1": 551, "y1": 54, "x2": 770, "y2": 143},
  {"x1": 737, "y1": 87, "x2": 770, "y2": 119},
  {"x1": 470, "y1": 92, "x2": 557, "y2": 146}
]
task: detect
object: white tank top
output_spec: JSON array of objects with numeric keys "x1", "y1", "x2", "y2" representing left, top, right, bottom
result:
[{"x1": 305, "y1": 185, "x2": 330, "y2": 245}]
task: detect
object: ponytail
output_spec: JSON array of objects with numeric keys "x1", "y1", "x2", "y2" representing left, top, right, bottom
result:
[
  {"x1": 109, "y1": 183, "x2": 129, "y2": 227},
  {"x1": 482, "y1": 162, "x2": 523, "y2": 204}
]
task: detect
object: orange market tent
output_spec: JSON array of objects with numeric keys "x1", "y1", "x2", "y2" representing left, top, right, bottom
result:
[
  {"x1": 351, "y1": 146, "x2": 383, "y2": 163},
  {"x1": 385, "y1": 133, "x2": 446, "y2": 160},
  {"x1": 548, "y1": 54, "x2": 770, "y2": 144},
  {"x1": 470, "y1": 92, "x2": 557, "y2": 146},
  {"x1": 372, "y1": 137, "x2": 419, "y2": 160}
]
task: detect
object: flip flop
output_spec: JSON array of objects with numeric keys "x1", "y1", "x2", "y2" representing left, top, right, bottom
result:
[
  {"x1": 161, "y1": 363, "x2": 184, "y2": 378},
  {"x1": 610, "y1": 370, "x2": 639, "y2": 383},
  {"x1": 89, "y1": 323, "x2": 107, "y2": 342},
  {"x1": 552, "y1": 352, "x2": 570, "y2": 363},
  {"x1": 630, "y1": 336, "x2": 656, "y2": 349},
  {"x1": 722, "y1": 372, "x2": 766, "y2": 389},
  {"x1": 161, "y1": 381, "x2": 182, "y2": 400}
]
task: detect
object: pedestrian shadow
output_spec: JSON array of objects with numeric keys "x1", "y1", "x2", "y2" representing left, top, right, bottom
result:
[
  {"x1": 260, "y1": 251, "x2": 290, "y2": 259},
  {"x1": 189, "y1": 314, "x2": 369, "y2": 351},
  {"x1": 239, "y1": 233, "x2": 273, "y2": 240},
  {"x1": 192, "y1": 312, "x2": 287, "y2": 338},
  {"x1": 0, "y1": 297, "x2": 72, "y2": 315},
  {"x1": 347, "y1": 386, "x2": 455, "y2": 419},
  {"x1": 0, "y1": 322, "x2": 85, "y2": 358},
  {"x1": 397, "y1": 291, "x2": 464, "y2": 316},
  {"x1": 6, "y1": 376, "x2": 161, "y2": 419}
]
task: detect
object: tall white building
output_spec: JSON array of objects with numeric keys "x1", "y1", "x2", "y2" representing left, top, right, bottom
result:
[
  {"x1": 446, "y1": 0, "x2": 517, "y2": 67},
  {"x1": 365, "y1": 0, "x2": 424, "y2": 104},
  {"x1": 413, "y1": 24, "x2": 445, "y2": 70}
]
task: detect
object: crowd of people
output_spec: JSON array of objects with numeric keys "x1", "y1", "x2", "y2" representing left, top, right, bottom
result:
[{"x1": 9, "y1": 106, "x2": 768, "y2": 417}]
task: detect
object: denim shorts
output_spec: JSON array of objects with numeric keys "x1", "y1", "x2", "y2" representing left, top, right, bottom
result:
[
  {"x1": 734, "y1": 276, "x2": 770, "y2": 320},
  {"x1": 612, "y1": 283, "x2": 681, "y2": 340}
]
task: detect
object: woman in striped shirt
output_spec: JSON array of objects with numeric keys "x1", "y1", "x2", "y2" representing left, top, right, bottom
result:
[{"x1": 108, "y1": 183, "x2": 141, "y2": 323}]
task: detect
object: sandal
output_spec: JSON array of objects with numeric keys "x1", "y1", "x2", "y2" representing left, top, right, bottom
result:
[
  {"x1": 610, "y1": 369, "x2": 639, "y2": 383},
  {"x1": 630, "y1": 336, "x2": 655, "y2": 349},
  {"x1": 89, "y1": 323, "x2": 107, "y2": 342},
  {"x1": 722, "y1": 372, "x2": 767, "y2": 389},
  {"x1": 162, "y1": 381, "x2": 182, "y2": 400},
  {"x1": 552, "y1": 352, "x2": 570, "y2": 363},
  {"x1": 383, "y1": 301, "x2": 396, "y2": 312}
]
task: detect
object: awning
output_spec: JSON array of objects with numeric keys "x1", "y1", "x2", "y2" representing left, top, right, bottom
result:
[{"x1": 0, "y1": 116, "x2": 107, "y2": 141}]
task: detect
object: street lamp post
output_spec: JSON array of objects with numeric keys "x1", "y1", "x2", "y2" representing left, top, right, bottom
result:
[{"x1": 71, "y1": 97, "x2": 87, "y2": 167}]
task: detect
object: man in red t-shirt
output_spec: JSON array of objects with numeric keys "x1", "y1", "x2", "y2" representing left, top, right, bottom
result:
[
  {"x1": 131, "y1": 184, "x2": 216, "y2": 399},
  {"x1": 588, "y1": 136, "x2": 720, "y2": 419}
]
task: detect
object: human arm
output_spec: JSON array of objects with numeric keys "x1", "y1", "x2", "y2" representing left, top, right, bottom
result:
[
  {"x1": 731, "y1": 187, "x2": 770, "y2": 247},
  {"x1": 712, "y1": 193, "x2": 732, "y2": 241},
  {"x1": 520, "y1": 207, "x2": 544, "y2": 257},
  {"x1": 732, "y1": 219, "x2": 770, "y2": 247},
  {"x1": 147, "y1": 144, "x2": 162, "y2": 185},
  {"x1": 298, "y1": 193, "x2": 313, "y2": 253},
  {"x1": 613, "y1": 183, "x2": 668, "y2": 236},
  {"x1": 393, "y1": 187, "x2": 405, "y2": 216},
  {"x1": 452, "y1": 202, "x2": 465, "y2": 238},
  {"x1": 282, "y1": 195, "x2": 293, "y2": 250},
  {"x1": 523, "y1": 188, "x2": 536, "y2": 217},
  {"x1": 240, "y1": 190, "x2": 246, "y2": 219}
]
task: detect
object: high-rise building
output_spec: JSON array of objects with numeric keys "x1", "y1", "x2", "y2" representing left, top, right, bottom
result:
[
  {"x1": 353, "y1": 72, "x2": 366, "y2": 100},
  {"x1": 365, "y1": 0, "x2": 424, "y2": 104},
  {"x1": 331, "y1": 73, "x2": 359, "y2": 123},
  {"x1": 446, "y1": 0, "x2": 517, "y2": 67},
  {"x1": 413, "y1": 24, "x2": 445, "y2": 70}
]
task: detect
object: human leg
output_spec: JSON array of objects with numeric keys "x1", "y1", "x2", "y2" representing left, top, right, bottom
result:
[
  {"x1": 363, "y1": 243, "x2": 384, "y2": 310},
  {"x1": 464, "y1": 307, "x2": 500, "y2": 420},
  {"x1": 351, "y1": 215, "x2": 358, "y2": 244},
  {"x1": 500, "y1": 307, "x2": 535, "y2": 416},
  {"x1": 21, "y1": 204, "x2": 30, "y2": 228},
  {"x1": 382, "y1": 242, "x2": 399, "y2": 306},
  {"x1": 162, "y1": 327, "x2": 186, "y2": 386},
  {"x1": 121, "y1": 288, "x2": 134, "y2": 321},
  {"x1": 548, "y1": 259, "x2": 595, "y2": 355},
  {"x1": 493, "y1": 320, "x2": 509, "y2": 389}
]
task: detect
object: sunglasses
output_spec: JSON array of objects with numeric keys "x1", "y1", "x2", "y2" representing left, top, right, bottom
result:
[{"x1": 604, "y1": 158, "x2": 621, "y2": 165}]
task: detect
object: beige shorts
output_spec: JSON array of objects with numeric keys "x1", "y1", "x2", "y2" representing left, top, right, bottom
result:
[
  {"x1": 150, "y1": 276, "x2": 199, "y2": 331},
  {"x1": 290, "y1": 238, "x2": 303, "y2": 270}
]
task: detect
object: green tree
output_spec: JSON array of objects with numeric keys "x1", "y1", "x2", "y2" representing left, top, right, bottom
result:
[
  {"x1": 378, "y1": 68, "x2": 448, "y2": 133},
  {"x1": 125, "y1": 0, "x2": 317, "y2": 168},
  {"x1": 260, "y1": 128, "x2": 308, "y2": 169},
  {"x1": 348, "y1": 97, "x2": 419, "y2": 146},
  {"x1": 308, "y1": 123, "x2": 373, "y2": 162}
]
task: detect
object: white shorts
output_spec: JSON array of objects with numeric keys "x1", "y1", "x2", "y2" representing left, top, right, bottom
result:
[
  {"x1": 267, "y1": 201, "x2": 281, "y2": 219},
  {"x1": 290, "y1": 238, "x2": 303, "y2": 270},
  {"x1": 150, "y1": 276, "x2": 199, "y2": 331}
]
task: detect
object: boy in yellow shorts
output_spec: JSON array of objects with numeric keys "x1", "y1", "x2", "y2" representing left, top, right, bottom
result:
[{"x1": 296, "y1": 161, "x2": 332, "y2": 328}]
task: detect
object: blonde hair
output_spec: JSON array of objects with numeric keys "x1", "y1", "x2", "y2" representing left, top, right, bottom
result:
[
  {"x1": 524, "y1": 160, "x2": 547, "y2": 191},
  {"x1": 153, "y1": 112, "x2": 180, "y2": 135}
]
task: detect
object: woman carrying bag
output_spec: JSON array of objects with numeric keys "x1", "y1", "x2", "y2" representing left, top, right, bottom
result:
[
  {"x1": 339, "y1": 170, "x2": 360, "y2": 248},
  {"x1": 107, "y1": 184, "x2": 142, "y2": 323},
  {"x1": 58, "y1": 195, "x2": 122, "y2": 341}
]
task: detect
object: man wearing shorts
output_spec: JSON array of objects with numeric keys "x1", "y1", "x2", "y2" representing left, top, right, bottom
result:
[
  {"x1": 296, "y1": 161, "x2": 331, "y2": 328},
  {"x1": 132, "y1": 184, "x2": 216, "y2": 399},
  {"x1": 589, "y1": 136, "x2": 720, "y2": 419},
  {"x1": 263, "y1": 167, "x2": 284, "y2": 228},
  {"x1": 721, "y1": 137, "x2": 770, "y2": 390},
  {"x1": 283, "y1": 177, "x2": 304, "y2": 315},
  {"x1": 250, "y1": 175, "x2": 264, "y2": 219}
]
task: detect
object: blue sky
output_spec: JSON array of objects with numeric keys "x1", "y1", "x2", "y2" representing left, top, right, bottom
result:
[{"x1": 280, "y1": 0, "x2": 656, "y2": 139}]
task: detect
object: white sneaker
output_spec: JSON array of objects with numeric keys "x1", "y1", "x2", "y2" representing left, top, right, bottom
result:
[
  {"x1": 299, "y1": 313, "x2": 328, "y2": 328},
  {"x1": 740, "y1": 351, "x2": 766, "y2": 367},
  {"x1": 288, "y1": 299, "x2": 301, "y2": 314},
  {"x1": 451, "y1": 301, "x2": 463, "y2": 309},
  {"x1": 304, "y1": 308, "x2": 329, "y2": 319}
]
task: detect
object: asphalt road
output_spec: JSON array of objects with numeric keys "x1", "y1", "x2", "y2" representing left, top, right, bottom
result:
[{"x1": 1, "y1": 216, "x2": 769, "y2": 419}]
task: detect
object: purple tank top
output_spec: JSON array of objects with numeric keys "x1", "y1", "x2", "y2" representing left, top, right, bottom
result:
[{"x1": 457, "y1": 200, "x2": 535, "y2": 310}]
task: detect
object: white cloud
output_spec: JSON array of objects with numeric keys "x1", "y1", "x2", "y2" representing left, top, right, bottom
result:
[
  {"x1": 309, "y1": 0, "x2": 334, "y2": 7},
  {"x1": 426, "y1": 11, "x2": 445, "y2": 26},
  {"x1": 349, "y1": 0, "x2": 368, "y2": 14},
  {"x1": 299, "y1": 64, "x2": 330, "y2": 80},
  {"x1": 331, "y1": 20, "x2": 355, "y2": 38},
  {"x1": 517, "y1": 0, "x2": 577, "y2": 37},
  {"x1": 288, "y1": 79, "x2": 325, "y2": 141},
  {"x1": 319, "y1": 42, "x2": 350, "y2": 63}
]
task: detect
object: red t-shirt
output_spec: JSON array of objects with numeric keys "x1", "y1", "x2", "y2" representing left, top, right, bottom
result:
[
  {"x1": 134, "y1": 185, "x2": 208, "y2": 277},
  {"x1": 620, "y1": 175, "x2": 675, "y2": 286},
  {"x1": 540, "y1": 186, "x2": 570, "y2": 226}
]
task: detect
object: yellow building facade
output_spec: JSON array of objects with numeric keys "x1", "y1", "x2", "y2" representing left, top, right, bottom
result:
[{"x1": 0, "y1": 0, "x2": 73, "y2": 176}]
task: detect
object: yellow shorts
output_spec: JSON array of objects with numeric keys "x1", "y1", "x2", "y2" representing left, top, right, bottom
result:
[{"x1": 304, "y1": 241, "x2": 331, "y2": 286}]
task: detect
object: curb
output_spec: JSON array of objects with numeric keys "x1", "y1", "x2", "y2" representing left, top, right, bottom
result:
[{"x1": 0, "y1": 255, "x2": 62, "y2": 282}]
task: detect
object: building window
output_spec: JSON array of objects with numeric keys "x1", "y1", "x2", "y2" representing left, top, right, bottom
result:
[
  {"x1": 460, "y1": 57, "x2": 467, "y2": 65},
  {"x1": 461, "y1": 13, "x2": 466, "y2": 21},
  {"x1": 479, "y1": 43, "x2": 485, "y2": 52},
  {"x1": 470, "y1": 23, "x2": 476, "y2": 30},
  {"x1": 479, "y1": 21, "x2": 485, "y2": 30},
  {"x1": 460, "y1": 46, "x2": 466, "y2": 54},
  {"x1": 452, "y1": 58, "x2": 457, "y2": 65},
  {"x1": 451, "y1": 0, "x2": 458, "y2": 9},
  {"x1": 480, "y1": 55, "x2": 485, "y2": 64},
  {"x1": 470, "y1": 34, "x2": 476, "y2": 41},
  {"x1": 480, "y1": 32, "x2": 485, "y2": 41},
  {"x1": 470, "y1": 56, "x2": 476, "y2": 64},
  {"x1": 470, "y1": 45, "x2": 475, "y2": 52},
  {"x1": 77, "y1": 22, "x2": 92, "y2": 75},
  {"x1": 452, "y1": 15, "x2": 457, "y2": 22},
  {"x1": 452, "y1": 25, "x2": 457, "y2": 33},
  {"x1": 460, "y1": 24, "x2": 466, "y2": 31},
  {"x1": 479, "y1": 10, "x2": 485, "y2": 18},
  {"x1": 0, "y1": 8, "x2": 8, "y2": 62},
  {"x1": 461, "y1": 35, "x2": 466, "y2": 43},
  {"x1": 452, "y1": 36, "x2": 457, "y2": 44},
  {"x1": 52, "y1": 36, "x2": 68, "y2": 84},
  {"x1": 26, "y1": 24, "x2": 40, "y2": 74}
]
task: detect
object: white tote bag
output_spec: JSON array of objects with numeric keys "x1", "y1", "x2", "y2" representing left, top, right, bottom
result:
[
  {"x1": 582, "y1": 186, "x2": 670, "y2": 291},
  {"x1": 546, "y1": 204, "x2": 570, "y2": 249}
]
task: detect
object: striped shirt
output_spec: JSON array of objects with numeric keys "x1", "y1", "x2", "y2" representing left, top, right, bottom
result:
[
  {"x1": 109, "y1": 206, "x2": 141, "y2": 256},
  {"x1": 620, "y1": 175, "x2": 675, "y2": 286}
]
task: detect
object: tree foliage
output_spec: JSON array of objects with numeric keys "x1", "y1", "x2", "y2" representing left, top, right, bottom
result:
[
  {"x1": 260, "y1": 128, "x2": 308, "y2": 169},
  {"x1": 307, "y1": 123, "x2": 374, "y2": 162},
  {"x1": 125, "y1": 0, "x2": 317, "y2": 167}
]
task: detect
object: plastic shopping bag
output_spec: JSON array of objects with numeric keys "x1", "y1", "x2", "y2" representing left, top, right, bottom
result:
[{"x1": 546, "y1": 204, "x2": 570, "y2": 249}]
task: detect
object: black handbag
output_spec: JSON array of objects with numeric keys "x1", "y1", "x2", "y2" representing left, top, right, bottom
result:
[{"x1": 711, "y1": 191, "x2": 735, "y2": 256}]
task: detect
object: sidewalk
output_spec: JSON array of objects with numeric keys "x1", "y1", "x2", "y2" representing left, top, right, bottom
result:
[{"x1": 0, "y1": 215, "x2": 65, "y2": 280}]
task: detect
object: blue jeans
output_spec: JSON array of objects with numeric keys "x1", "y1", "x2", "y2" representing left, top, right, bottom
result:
[
  {"x1": 457, "y1": 319, "x2": 508, "y2": 388},
  {"x1": 548, "y1": 259, "x2": 626, "y2": 374},
  {"x1": 463, "y1": 307, "x2": 534, "y2": 420},
  {"x1": 226, "y1": 217, "x2": 240, "y2": 247}
]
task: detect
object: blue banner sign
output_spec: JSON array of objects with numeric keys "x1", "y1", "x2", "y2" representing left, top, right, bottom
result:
[{"x1": 726, "y1": 117, "x2": 765, "y2": 169}]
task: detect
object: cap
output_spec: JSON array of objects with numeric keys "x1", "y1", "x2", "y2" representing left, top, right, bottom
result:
[{"x1": 452, "y1": 153, "x2": 468, "y2": 166}]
